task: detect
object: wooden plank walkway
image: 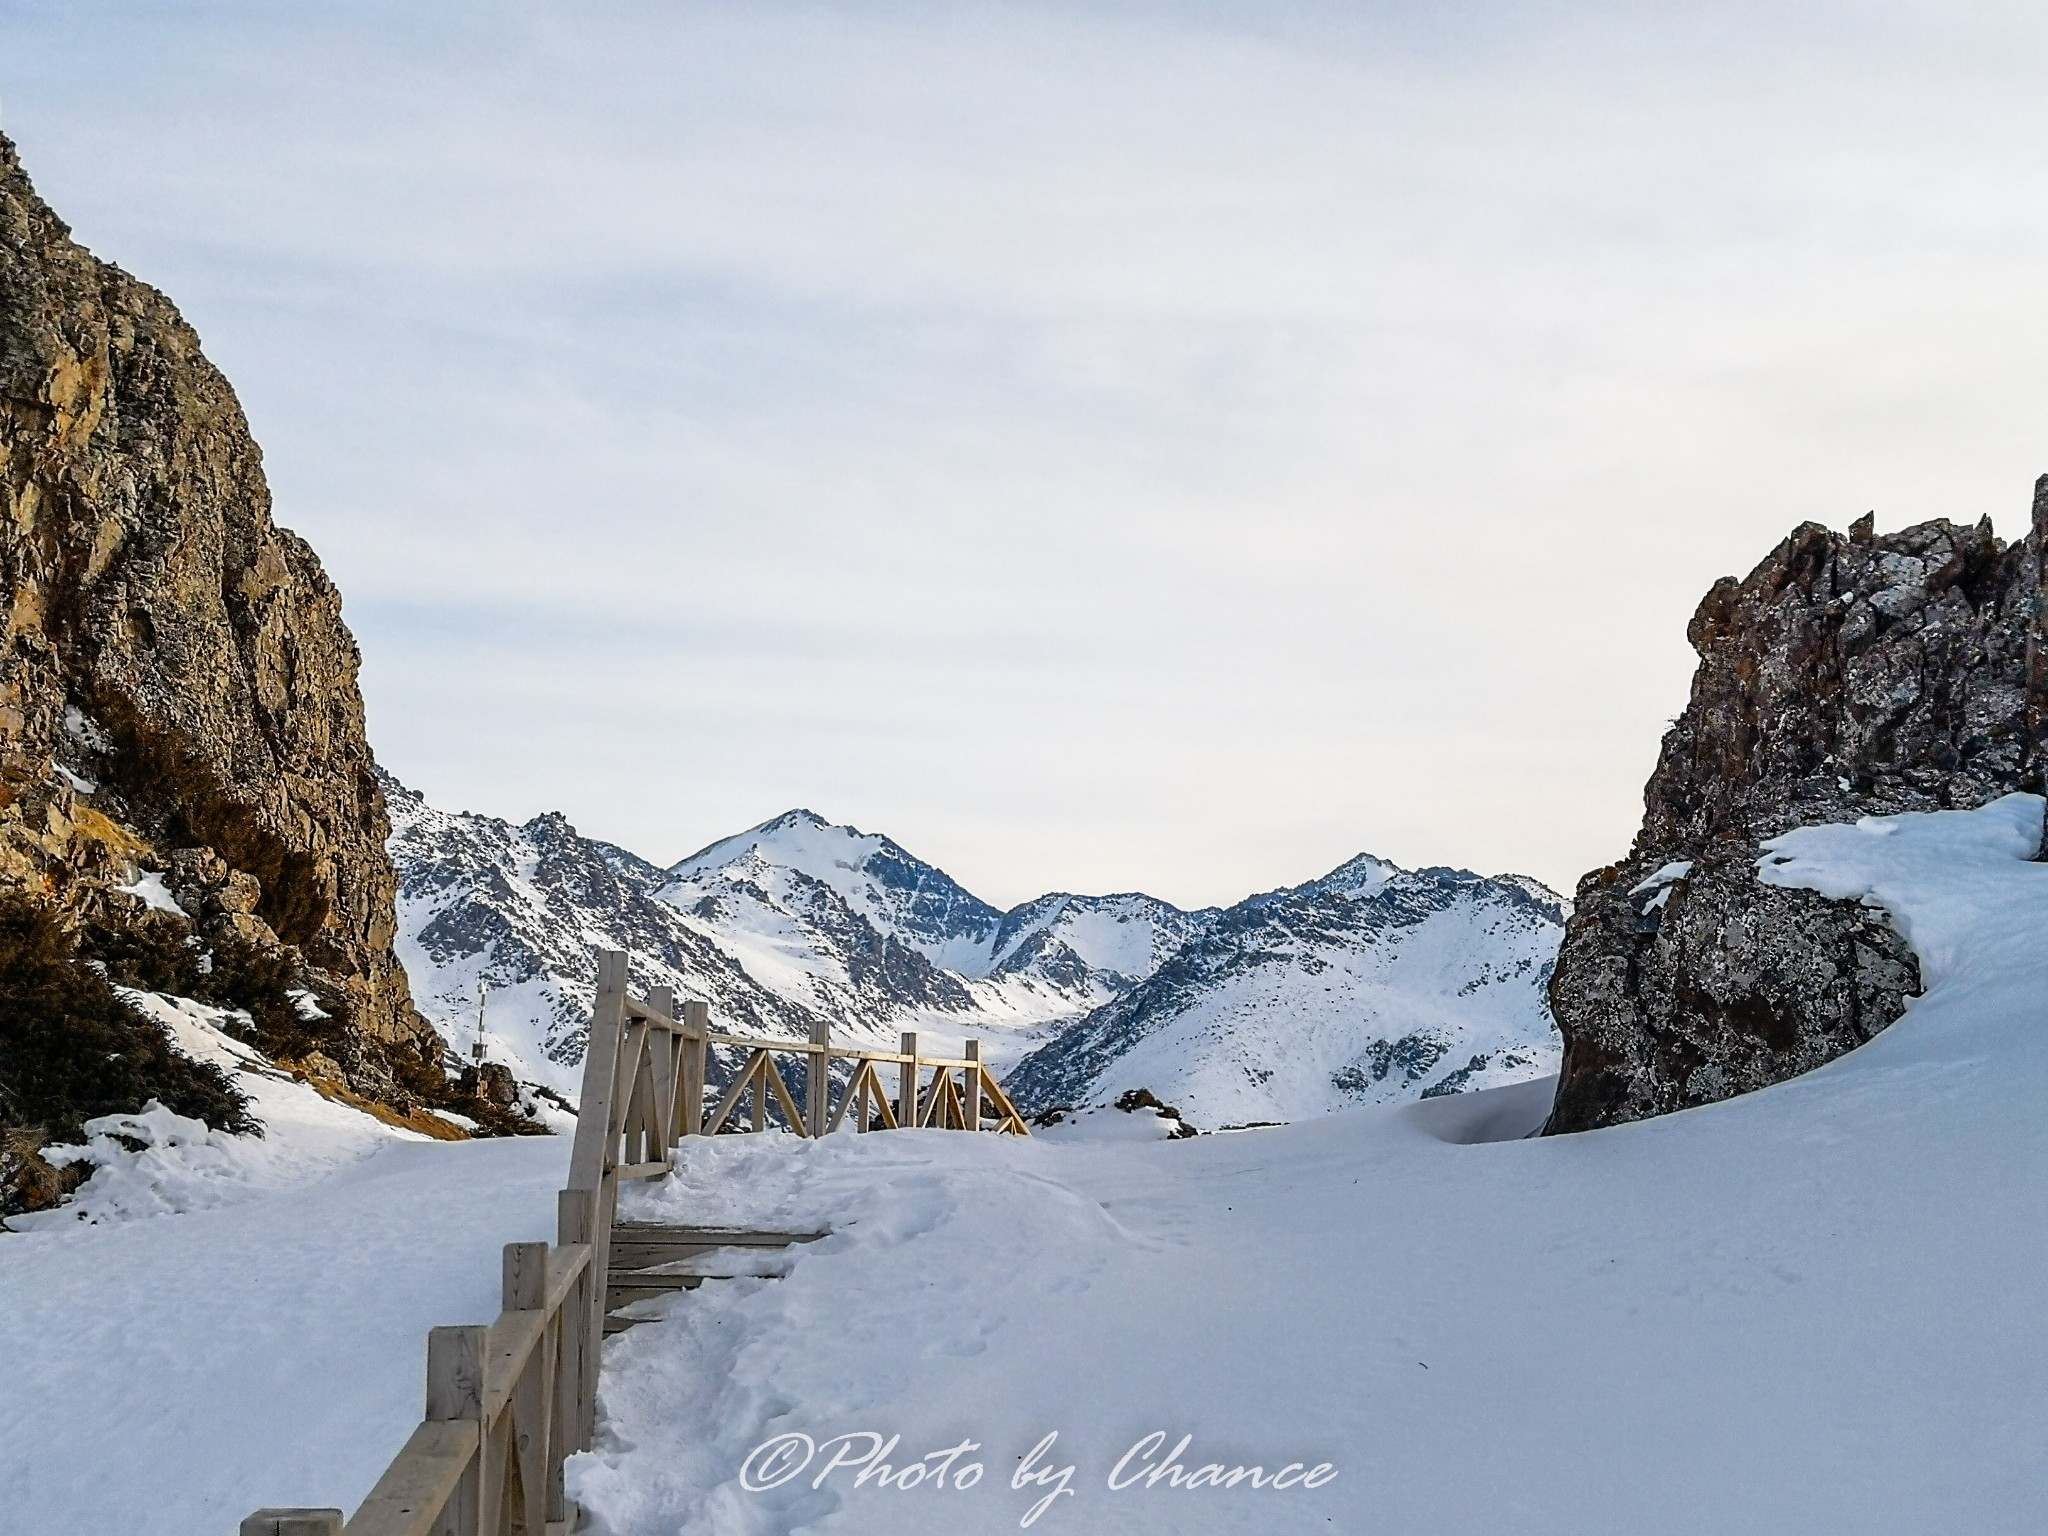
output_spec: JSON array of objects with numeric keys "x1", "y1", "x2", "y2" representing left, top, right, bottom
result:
[{"x1": 603, "y1": 1224, "x2": 826, "y2": 1334}]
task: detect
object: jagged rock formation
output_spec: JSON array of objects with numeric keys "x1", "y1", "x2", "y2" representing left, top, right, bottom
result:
[
  {"x1": 0, "y1": 133, "x2": 431, "y2": 1104},
  {"x1": 1005, "y1": 857, "x2": 1565, "y2": 1127},
  {"x1": 1546, "y1": 490, "x2": 2048, "y2": 1132}
]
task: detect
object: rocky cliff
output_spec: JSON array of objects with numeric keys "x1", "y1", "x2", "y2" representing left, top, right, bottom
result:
[
  {"x1": 1545, "y1": 489, "x2": 2048, "y2": 1132},
  {"x1": 0, "y1": 131, "x2": 436, "y2": 1135}
]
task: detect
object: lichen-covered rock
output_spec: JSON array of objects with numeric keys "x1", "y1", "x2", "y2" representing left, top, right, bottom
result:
[
  {"x1": 0, "y1": 131, "x2": 429, "y2": 1059},
  {"x1": 1545, "y1": 491, "x2": 2048, "y2": 1133}
]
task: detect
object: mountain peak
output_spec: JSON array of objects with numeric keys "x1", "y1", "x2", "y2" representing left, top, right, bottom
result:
[{"x1": 1314, "y1": 852, "x2": 1402, "y2": 897}]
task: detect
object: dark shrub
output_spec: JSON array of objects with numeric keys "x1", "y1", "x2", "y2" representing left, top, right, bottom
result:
[
  {"x1": 0, "y1": 894, "x2": 253, "y2": 1188},
  {"x1": 80, "y1": 915, "x2": 349, "y2": 1064}
]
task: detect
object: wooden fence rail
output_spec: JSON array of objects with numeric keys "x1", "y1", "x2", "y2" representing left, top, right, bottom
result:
[{"x1": 242, "y1": 950, "x2": 1027, "y2": 1536}]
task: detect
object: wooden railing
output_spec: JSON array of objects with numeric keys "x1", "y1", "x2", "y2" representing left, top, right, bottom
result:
[{"x1": 241, "y1": 950, "x2": 1028, "y2": 1536}]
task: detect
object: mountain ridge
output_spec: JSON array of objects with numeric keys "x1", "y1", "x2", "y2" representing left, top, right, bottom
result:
[
  {"x1": 1007, "y1": 857, "x2": 1565, "y2": 1124},
  {"x1": 388, "y1": 781, "x2": 1566, "y2": 1125}
]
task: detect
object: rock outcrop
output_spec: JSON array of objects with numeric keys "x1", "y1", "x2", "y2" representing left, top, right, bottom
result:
[
  {"x1": 0, "y1": 133, "x2": 432, "y2": 1076},
  {"x1": 1545, "y1": 488, "x2": 2048, "y2": 1132}
]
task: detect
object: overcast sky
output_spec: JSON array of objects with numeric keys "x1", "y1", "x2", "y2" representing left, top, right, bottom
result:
[{"x1": 4, "y1": 2, "x2": 2046, "y2": 907}]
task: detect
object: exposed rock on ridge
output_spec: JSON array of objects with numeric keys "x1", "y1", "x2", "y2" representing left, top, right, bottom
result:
[
  {"x1": 1545, "y1": 488, "x2": 2048, "y2": 1133},
  {"x1": 0, "y1": 133, "x2": 428, "y2": 1059}
]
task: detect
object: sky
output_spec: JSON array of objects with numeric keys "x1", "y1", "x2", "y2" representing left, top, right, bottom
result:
[{"x1": 4, "y1": 1, "x2": 2047, "y2": 908}]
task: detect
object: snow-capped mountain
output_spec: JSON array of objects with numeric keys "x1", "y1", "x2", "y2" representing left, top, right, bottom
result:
[
  {"x1": 387, "y1": 780, "x2": 1564, "y2": 1123},
  {"x1": 657, "y1": 811, "x2": 1209, "y2": 1036},
  {"x1": 388, "y1": 780, "x2": 838, "y2": 1095},
  {"x1": 387, "y1": 788, "x2": 1203, "y2": 1093},
  {"x1": 1004, "y1": 856, "x2": 1567, "y2": 1127}
]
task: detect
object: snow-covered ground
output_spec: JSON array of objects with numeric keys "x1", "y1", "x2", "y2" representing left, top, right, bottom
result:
[
  {"x1": 5, "y1": 794, "x2": 2044, "y2": 1533},
  {"x1": 574, "y1": 793, "x2": 2048, "y2": 1533},
  {"x1": 10, "y1": 993, "x2": 434, "y2": 1229},
  {"x1": 0, "y1": 1126, "x2": 565, "y2": 1530}
]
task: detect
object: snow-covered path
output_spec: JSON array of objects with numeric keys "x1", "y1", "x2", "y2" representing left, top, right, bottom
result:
[
  {"x1": 0, "y1": 1133, "x2": 565, "y2": 1532},
  {"x1": 573, "y1": 794, "x2": 2048, "y2": 1534}
]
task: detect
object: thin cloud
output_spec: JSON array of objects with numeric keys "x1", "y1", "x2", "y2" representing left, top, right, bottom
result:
[{"x1": 6, "y1": 0, "x2": 2045, "y2": 904}]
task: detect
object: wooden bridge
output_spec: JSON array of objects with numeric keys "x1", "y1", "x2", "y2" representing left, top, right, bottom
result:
[{"x1": 242, "y1": 950, "x2": 1030, "y2": 1536}]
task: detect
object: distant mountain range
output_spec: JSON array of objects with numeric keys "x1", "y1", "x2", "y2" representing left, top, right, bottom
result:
[
  {"x1": 1004, "y1": 857, "x2": 1565, "y2": 1126},
  {"x1": 386, "y1": 776, "x2": 1565, "y2": 1126}
]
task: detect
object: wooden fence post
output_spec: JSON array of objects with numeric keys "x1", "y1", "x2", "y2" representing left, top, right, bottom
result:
[
  {"x1": 898, "y1": 1032, "x2": 919, "y2": 1130},
  {"x1": 680, "y1": 999, "x2": 708, "y2": 1136},
  {"x1": 965, "y1": 1039, "x2": 983, "y2": 1131},
  {"x1": 647, "y1": 983, "x2": 677, "y2": 1156},
  {"x1": 807, "y1": 1016, "x2": 831, "y2": 1135},
  {"x1": 426, "y1": 1325, "x2": 486, "y2": 1535},
  {"x1": 504, "y1": 1241, "x2": 548, "y2": 1310},
  {"x1": 502, "y1": 1242, "x2": 551, "y2": 1534},
  {"x1": 240, "y1": 1514, "x2": 341, "y2": 1536},
  {"x1": 569, "y1": 951, "x2": 630, "y2": 1190},
  {"x1": 552, "y1": 1188, "x2": 594, "y2": 1525},
  {"x1": 563, "y1": 949, "x2": 628, "y2": 1462}
]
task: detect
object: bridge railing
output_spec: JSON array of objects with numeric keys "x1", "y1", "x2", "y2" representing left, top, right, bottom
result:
[{"x1": 241, "y1": 949, "x2": 1026, "y2": 1536}]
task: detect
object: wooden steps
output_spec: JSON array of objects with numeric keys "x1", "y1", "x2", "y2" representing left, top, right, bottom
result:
[{"x1": 603, "y1": 1223, "x2": 825, "y2": 1334}]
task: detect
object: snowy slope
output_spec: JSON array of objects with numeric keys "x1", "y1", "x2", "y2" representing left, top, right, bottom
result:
[
  {"x1": 1005, "y1": 858, "x2": 1566, "y2": 1125},
  {"x1": 0, "y1": 1127, "x2": 564, "y2": 1532},
  {"x1": 387, "y1": 779, "x2": 832, "y2": 1095},
  {"x1": 655, "y1": 810, "x2": 1209, "y2": 1045},
  {"x1": 8, "y1": 991, "x2": 434, "y2": 1230},
  {"x1": 12, "y1": 796, "x2": 2045, "y2": 1532},
  {"x1": 562, "y1": 793, "x2": 2048, "y2": 1535}
]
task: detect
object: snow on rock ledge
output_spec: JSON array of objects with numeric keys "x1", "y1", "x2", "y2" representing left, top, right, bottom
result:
[{"x1": 1758, "y1": 792, "x2": 2047, "y2": 1003}]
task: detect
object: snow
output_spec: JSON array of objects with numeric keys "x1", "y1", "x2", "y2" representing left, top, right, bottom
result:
[
  {"x1": 668, "y1": 810, "x2": 889, "y2": 896},
  {"x1": 1061, "y1": 932, "x2": 1557, "y2": 1127},
  {"x1": 1010, "y1": 869, "x2": 1562, "y2": 1126},
  {"x1": 15, "y1": 794, "x2": 2042, "y2": 1531},
  {"x1": 565, "y1": 793, "x2": 2048, "y2": 1533},
  {"x1": 63, "y1": 702, "x2": 112, "y2": 752},
  {"x1": 115, "y1": 869, "x2": 188, "y2": 918},
  {"x1": 287, "y1": 987, "x2": 332, "y2": 1020},
  {"x1": 1313, "y1": 852, "x2": 1399, "y2": 898},
  {"x1": 984, "y1": 893, "x2": 1194, "y2": 983},
  {"x1": 0, "y1": 988, "x2": 569, "y2": 1532},
  {"x1": 1628, "y1": 859, "x2": 1693, "y2": 913},
  {"x1": 0, "y1": 1133, "x2": 565, "y2": 1532},
  {"x1": 1628, "y1": 859, "x2": 1695, "y2": 895},
  {"x1": 8, "y1": 993, "x2": 424, "y2": 1231},
  {"x1": 664, "y1": 811, "x2": 998, "y2": 975},
  {"x1": 1029, "y1": 1102, "x2": 1195, "y2": 1143}
]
